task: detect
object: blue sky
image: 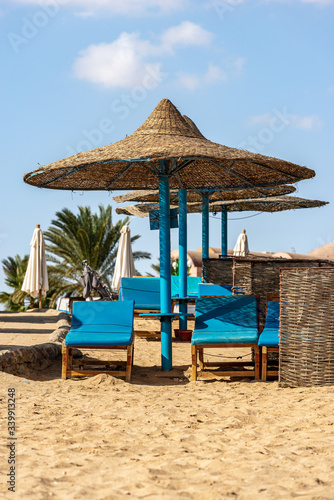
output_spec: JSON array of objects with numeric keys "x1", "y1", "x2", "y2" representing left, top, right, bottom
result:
[{"x1": 1, "y1": 0, "x2": 333, "y2": 288}]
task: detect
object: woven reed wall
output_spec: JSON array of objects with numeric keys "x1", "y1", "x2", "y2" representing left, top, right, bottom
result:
[
  {"x1": 233, "y1": 258, "x2": 334, "y2": 332},
  {"x1": 279, "y1": 267, "x2": 334, "y2": 387},
  {"x1": 202, "y1": 258, "x2": 234, "y2": 286},
  {"x1": 202, "y1": 257, "x2": 334, "y2": 333}
]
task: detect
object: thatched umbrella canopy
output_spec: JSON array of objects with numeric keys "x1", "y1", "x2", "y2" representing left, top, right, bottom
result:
[
  {"x1": 113, "y1": 185, "x2": 299, "y2": 330},
  {"x1": 110, "y1": 111, "x2": 298, "y2": 274},
  {"x1": 208, "y1": 196, "x2": 328, "y2": 213},
  {"x1": 23, "y1": 98, "x2": 315, "y2": 371},
  {"x1": 116, "y1": 195, "x2": 328, "y2": 257},
  {"x1": 113, "y1": 185, "x2": 296, "y2": 204},
  {"x1": 24, "y1": 99, "x2": 314, "y2": 191},
  {"x1": 115, "y1": 195, "x2": 328, "y2": 217}
]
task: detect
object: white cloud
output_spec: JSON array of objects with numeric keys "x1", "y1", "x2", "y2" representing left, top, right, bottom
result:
[
  {"x1": 7, "y1": 0, "x2": 187, "y2": 16},
  {"x1": 178, "y1": 74, "x2": 201, "y2": 91},
  {"x1": 160, "y1": 21, "x2": 213, "y2": 52},
  {"x1": 177, "y1": 59, "x2": 243, "y2": 90},
  {"x1": 178, "y1": 64, "x2": 227, "y2": 90},
  {"x1": 12, "y1": 0, "x2": 334, "y2": 11},
  {"x1": 295, "y1": 0, "x2": 334, "y2": 4},
  {"x1": 232, "y1": 57, "x2": 246, "y2": 76},
  {"x1": 263, "y1": 0, "x2": 334, "y2": 5},
  {"x1": 292, "y1": 115, "x2": 323, "y2": 131},
  {"x1": 74, "y1": 10, "x2": 95, "y2": 18},
  {"x1": 73, "y1": 22, "x2": 214, "y2": 89},
  {"x1": 247, "y1": 112, "x2": 323, "y2": 131},
  {"x1": 247, "y1": 113, "x2": 273, "y2": 127},
  {"x1": 204, "y1": 63, "x2": 227, "y2": 83},
  {"x1": 73, "y1": 33, "x2": 162, "y2": 88}
]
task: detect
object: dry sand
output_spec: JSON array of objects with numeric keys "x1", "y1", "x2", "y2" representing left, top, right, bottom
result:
[{"x1": 1, "y1": 311, "x2": 334, "y2": 499}]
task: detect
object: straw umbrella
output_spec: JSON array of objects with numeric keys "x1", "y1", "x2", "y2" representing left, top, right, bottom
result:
[
  {"x1": 113, "y1": 184, "x2": 296, "y2": 331},
  {"x1": 113, "y1": 185, "x2": 296, "y2": 256},
  {"x1": 111, "y1": 225, "x2": 135, "y2": 291},
  {"x1": 24, "y1": 98, "x2": 315, "y2": 370},
  {"x1": 22, "y1": 224, "x2": 49, "y2": 308},
  {"x1": 115, "y1": 195, "x2": 328, "y2": 255},
  {"x1": 112, "y1": 112, "x2": 297, "y2": 260},
  {"x1": 112, "y1": 106, "x2": 296, "y2": 329}
]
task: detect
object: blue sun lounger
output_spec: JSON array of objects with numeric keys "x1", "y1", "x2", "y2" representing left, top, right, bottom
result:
[
  {"x1": 118, "y1": 277, "x2": 202, "y2": 312},
  {"x1": 191, "y1": 296, "x2": 260, "y2": 380},
  {"x1": 198, "y1": 283, "x2": 233, "y2": 297},
  {"x1": 62, "y1": 300, "x2": 135, "y2": 381},
  {"x1": 258, "y1": 300, "x2": 280, "y2": 381},
  {"x1": 119, "y1": 277, "x2": 161, "y2": 311},
  {"x1": 118, "y1": 277, "x2": 162, "y2": 337},
  {"x1": 118, "y1": 277, "x2": 199, "y2": 336}
]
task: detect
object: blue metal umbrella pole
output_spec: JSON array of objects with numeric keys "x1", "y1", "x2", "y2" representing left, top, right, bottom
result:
[
  {"x1": 202, "y1": 194, "x2": 209, "y2": 260},
  {"x1": 178, "y1": 189, "x2": 188, "y2": 331},
  {"x1": 221, "y1": 208, "x2": 228, "y2": 258},
  {"x1": 159, "y1": 169, "x2": 172, "y2": 371}
]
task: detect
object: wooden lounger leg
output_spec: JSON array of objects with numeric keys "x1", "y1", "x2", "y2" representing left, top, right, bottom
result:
[
  {"x1": 191, "y1": 345, "x2": 197, "y2": 381},
  {"x1": 254, "y1": 344, "x2": 260, "y2": 380},
  {"x1": 126, "y1": 344, "x2": 133, "y2": 382},
  {"x1": 199, "y1": 348, "x2": 204, "y2": 371},
  {"x1": 68, "y1": 348, "x2": 74, "y2": 373},
  {"x1": 262, "y1": 346, "x2": 267, "y2": 381},
  {"x1": 62, "y1": 343, "x2": 68, "y2": 380}
]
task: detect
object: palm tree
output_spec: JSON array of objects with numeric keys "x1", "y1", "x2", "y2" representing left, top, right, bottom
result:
[
  {"x1": 0, "y1": 255, "x2": 29, "y2": 311},
  {"x1": 44, "y1": 205, "x2": 151, "y2": 298},
  {"x1": 0, "y1": 254, "x2": 59, "y2": 311},
  {"x1": 148, "y1": 259, "x2": 160, "y2": 277}
]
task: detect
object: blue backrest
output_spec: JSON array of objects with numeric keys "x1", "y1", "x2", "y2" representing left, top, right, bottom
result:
[
  {"x1": 171, "y1": 276, "x2": 178, "y2": 297},
  {"x1": 194, "y1": 296, "x2": 258, "y2": 333},
  {"x1": 264, "y1": 301, "x2": 280, "y2": 329},
  {"x1": 71, "y1": 300, "x2": 134, "y2": 329},
  {"x1": 119, "y1": 277, "x2": 160, "y2": 309},
  {"x1": 171, "y1": 276, "x2": 202, "y2": 297},
  {"x1": 198, "y1": 283, "x2": 233, "y2": 297},
  {"x1": 187, "y1": 277, "x2": 202, "y2": 296}
]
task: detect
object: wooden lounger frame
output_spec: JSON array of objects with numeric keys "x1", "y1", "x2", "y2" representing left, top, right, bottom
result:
[
  {"x1": 261, "y1": 346, "x2": 279, "y2": 381},
  {"x1": 191, "y1": 343, "x2": 260, "y2": 381},
  {"x1": 261, "y1": 293, "x2": 280, "y2": 381},
  {"x1": 133, "y1": 311, "x2": 160, "y2": 339},
  {"x1": 62, "y1": 343, "x2": 134, "y2": 382}
]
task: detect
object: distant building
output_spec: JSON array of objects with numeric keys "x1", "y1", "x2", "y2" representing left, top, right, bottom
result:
[
  {"x1": 307, "y1": 242, "x2": 334, "y2": 261},
  {"x1": 171, "y1": 242, "x2": 333, "y2": 277}
]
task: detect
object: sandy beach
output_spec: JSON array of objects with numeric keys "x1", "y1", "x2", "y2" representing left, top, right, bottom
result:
[{"x1": 1, "y1": 311, "x2": 334, "y2": 499}]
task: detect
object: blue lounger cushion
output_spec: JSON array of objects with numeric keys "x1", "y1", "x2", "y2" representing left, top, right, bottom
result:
[
  {"x1": 198, "y1": 283, "x2": 233, "y2": 297},
  {"x1": 68, "y1": 324, "x2": 132, "y2": 334},
  {"x1": 191, "y1": 296, "x2": 259, "y2": 345},
  {"x1": 186, "y1": 277, "x2": 202, "y2": 296},
  {"x1": 119, "y1": 277, "x2": 160, "y2": 310},
  {"x1": 258, "y1": 301, "x2": 280, "y2": 347},
  {"x1": 65, "y1": 332, "x2": 133, "y2": 347},
  {"x1": 64, "y1": 300, "x2": 134, "y2": 347},
  {"x1": 258, "y1": 328, "x2": 279, "y2": 347}
]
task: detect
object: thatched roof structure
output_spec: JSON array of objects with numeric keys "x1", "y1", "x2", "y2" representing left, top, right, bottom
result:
[
  {"x1": 113, "y1": 185, "x2": 296, "y2": 204},
  {"x1": 115, "y1": 196, "x2": 328, "y2": 217},
  {"x1": 24, "y1": 99, "x2": 315, "y2": 191}
]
